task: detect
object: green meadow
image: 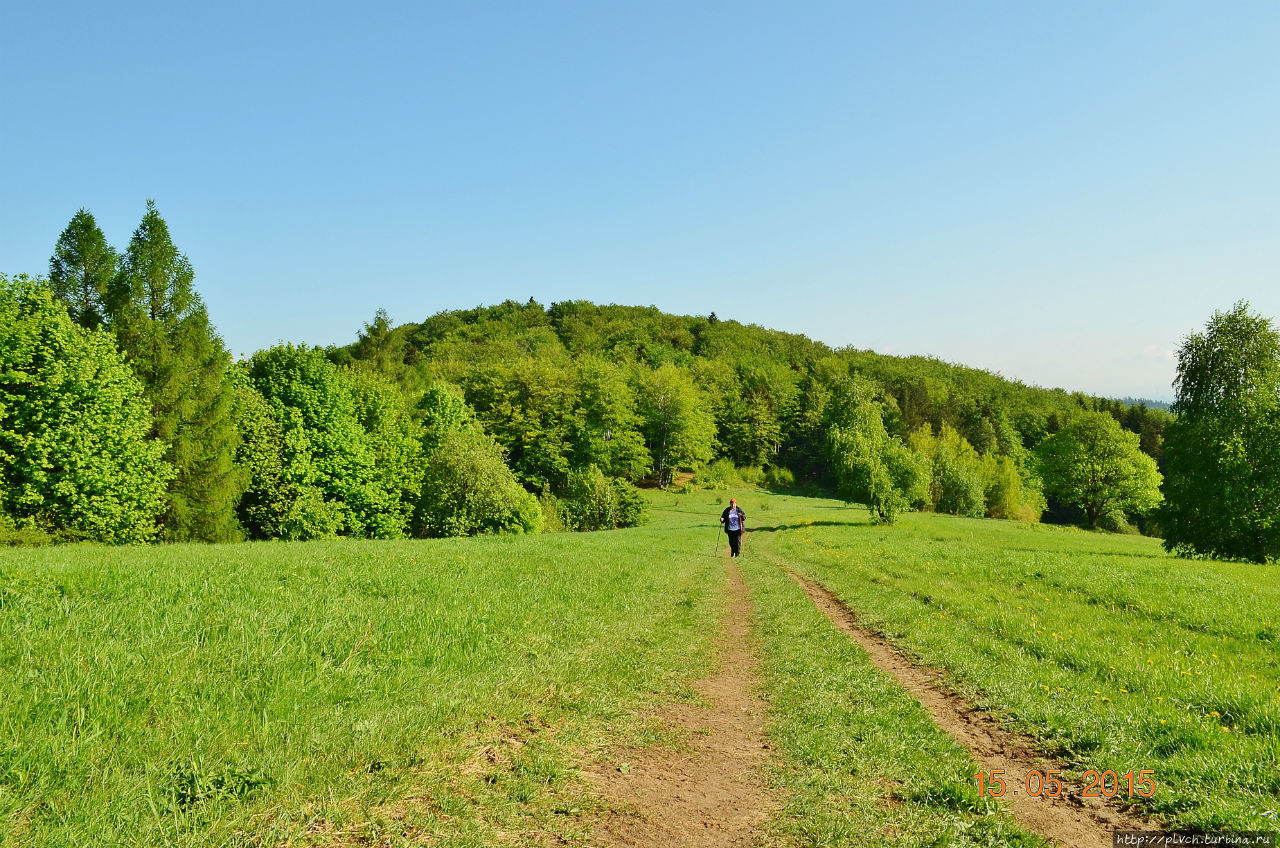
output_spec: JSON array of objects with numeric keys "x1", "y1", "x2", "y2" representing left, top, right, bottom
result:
[
  {"x1": 739, "y1": 494, "x2": 1280, "y2": 835},
  {"x1": 0, "y1": 529, "x2": 725, "y2": 846},
  {"x1": 2, "y1": 491, "x2": 1278, "y2": 845}
]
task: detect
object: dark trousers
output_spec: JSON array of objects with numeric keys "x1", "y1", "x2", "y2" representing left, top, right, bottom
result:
[{"x1": 727, "y1": 529, "x2": 742, "y2": 557}]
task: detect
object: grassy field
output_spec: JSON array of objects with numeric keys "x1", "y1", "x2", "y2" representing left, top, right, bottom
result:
[
  {"x1": 739, "y1": 549, "x2": 1049, "y2": 847},
  {"x1": 725, "y1": 491, "x2": 1280, "y2": 834},
  {"x1": 0, "y1": 529, "x2": 725, "y2": 846},
  {"x1": 3, "y1": 490, "x2": 1277, "y2": 845}
]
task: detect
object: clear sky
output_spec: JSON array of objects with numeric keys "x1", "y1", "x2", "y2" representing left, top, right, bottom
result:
[{"x1": 3, "y1": 1, "x2": 1278, "y2": 400}]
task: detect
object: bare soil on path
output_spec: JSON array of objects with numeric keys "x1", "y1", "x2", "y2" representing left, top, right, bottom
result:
[
  {"x1": 585, "y1": 558, "x2": 779, "y2": 847},
  {"x1": 788, "y1": 569, "x2": 1162, "y2": 848}
]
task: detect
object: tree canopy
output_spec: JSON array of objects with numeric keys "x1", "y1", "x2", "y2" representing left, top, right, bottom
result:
[
  {"x1": 0, "y1": 274, "x2": 171, "y2": 542},
  {"x1": 8, "y1": 205, "x2": 1198, "y2": 545},
  {"x1": 1035, "y1": 412, "x2": 1163, "y2": 529},
  {"x1": 1161, "y1": 302, "x2": 1280, "y2": 562}
]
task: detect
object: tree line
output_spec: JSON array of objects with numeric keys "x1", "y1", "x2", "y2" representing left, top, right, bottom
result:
[{"x1": 4, "y1": 205, "x2": 1276, "y2": 562}]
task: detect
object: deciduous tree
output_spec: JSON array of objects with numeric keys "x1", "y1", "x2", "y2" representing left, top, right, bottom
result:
[
  {"x1": 1035, "y1": 411, "x2": 1162, "y2": 529},
  {"x1": 0, "y1": 274, "x2": 171, "y2": 542},
  {"x1": 248, "y1": 344, "x2": 406, "y2": 538},
  {"x1": 635, "y1": 362, "x2": 715, "y2": 487},
  {"x1": 826, "y1": 377, "x2": 925, "y2": 523},
  {"x1": 1161, "y1": 302, "x2": 1280, "y2": 562}
]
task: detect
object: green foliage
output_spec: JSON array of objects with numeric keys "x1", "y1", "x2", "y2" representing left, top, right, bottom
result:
[
  {"x1": 48, "y1": 208, "x2": 117, "y2": 330},
  {"x1": 635, "y1": 362, "x2": 715, "y2": 486},
  {"x1": 716, "y1": 362, "x2": 796, "y2": 467},
  {"x1": 343, "y1": 368, "x2": 424, "y2": 524},
  {"x1": 537, "y1": 487, "x2": 567, "y2": 533},
  {"x1": 1035, "y1": 411, "x2": 1163, "y2": 529},
  {"x1": 106, "y1": 201, "x2": 244, "y2": 542},
  {"x1": 572, "y1": 358, "x2": 651, "y2": 481},
  {"x1": 414, "y1": 426, "x2": 542, "y2": 537},
  {"x1": 0, "y1": 274, "x2": 171, "y2": 543},
  {"x1": 229, "y1": 367, "x2": 355, "y2": 542},
  {"x1": 612, "y1": 477, "x2": 649, "y2": 527},
  {"x1": 908, "y1": 424, "x2": 985, "y2": 517},
  {"x1": 229, "y1": 370, "x2": 294, "y2": 540},
  {"x1": 336, "y1": 299, "x2": 1173, "y2": 534},
  {"x1": 248, "y1": 344, "x2": 406, "y2": 539},
  {"x1": 417, "y1": 381, "x2": 474, "y2": 450},
  {"x1": 982, "y1": 453, "x2": 1046, "y2": 521},
  {"x1": 763, "y1": 465, "x2": 796, "y2": 490},
  {"x1": 1162, "y1": 302, "x2": 1280, "y2": 562},
  {"x1": 463, "y1": 355, "x2": 579, "y2": 489},
  {"x1": 554, "y1": 466, "x2": 649, "y2": 531},
  {"x1": 0, "y1": 513, "x2": 53, "y2": 547},
  {"x1": 905, "y1": 423, "x2": 1044, "y2": 521},
  {"x1": 825, "y1": 377, "x2": 921, "y2": 523},
  {"x1": 691, "y1": 457, "x2": 740, "y2": 490},
  {"x1": 416, "y1": 383, "x2": 564, "y2": 538}
]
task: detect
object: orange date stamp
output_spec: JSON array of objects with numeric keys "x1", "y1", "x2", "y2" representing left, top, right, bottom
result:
[{"x1": 974, "y1": 769, "x2": 1156, "y2": 799}]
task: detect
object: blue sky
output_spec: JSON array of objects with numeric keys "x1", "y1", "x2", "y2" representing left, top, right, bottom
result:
[{"x1": 3, "y1": 1, "x2": 1278, "y2": 400}]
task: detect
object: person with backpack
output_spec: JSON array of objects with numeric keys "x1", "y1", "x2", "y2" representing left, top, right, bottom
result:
[{"x1": 720, "y1": 498, "x2": 746, "y2": 558}]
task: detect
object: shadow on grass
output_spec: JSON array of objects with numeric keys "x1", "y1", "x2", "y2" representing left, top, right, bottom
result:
[{"x1": 749, "y1": 520, "x2": 866, "y2": 533}]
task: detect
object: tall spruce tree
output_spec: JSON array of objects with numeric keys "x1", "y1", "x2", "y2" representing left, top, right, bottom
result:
[
  {"x1": 49, "y1": 208, "x2": 118, "y2": 329},
  {"x1": 106, "y1": 200, "x2": 245, "y2": 541}
]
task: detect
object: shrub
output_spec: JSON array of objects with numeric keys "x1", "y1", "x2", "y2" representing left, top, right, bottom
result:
[
  {"x1": 1098, "y1": 509, "x2": 1141, "y2": 534},
  {"x1": 556, "y1": 466, "x2": 649, "y2": 531},
  {"x1": 414, "y1": 428, "x2": 542, "y2": 537},
  {"x1": 538, "y1": 486, "x2": 566, "y2": 533},
  {"x1": 612, "y1": 477, "x2": 649, "y2": 528},
  {"x1": 763, "y1": 465, "x2": 795, "y2": 490},
  {"x1": 557, "y1": 465, "x2": 617, "y2": 531},
  {"x1": 691, "y1": 458, "x2": 738, "y2": 490},
  {"x1": 982, "y1": 454, "x2": 1045, "y2": 522},
  {"x1": 0, "y1": 514, "x2": 52, "y2": 547},
  {"x1": 908, "y1": 424, "x2": 985, "y2": 517}
]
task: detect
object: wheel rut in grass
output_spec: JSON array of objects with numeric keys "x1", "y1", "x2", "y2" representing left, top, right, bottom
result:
[
  {"x1": 586, "y1": 558, "x2": 778, "y2": 847},
  {"x1": 786, "y1": 569, "x2": 1161, "y2": 848}
]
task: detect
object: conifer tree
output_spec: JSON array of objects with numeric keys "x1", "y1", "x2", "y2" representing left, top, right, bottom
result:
[
  {"x1": 49, "y1": 208, "x2": 118, "y2": 329},
  {"x1": 106, "y1": 200, "x2": 245, "y2": 541}
]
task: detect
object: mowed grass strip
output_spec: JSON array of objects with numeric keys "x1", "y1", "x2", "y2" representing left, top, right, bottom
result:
[
  {"x1": 735, "y1": 544, "x2": 1049, "y2": 847},
  {"x1": 0, "y1": 526, "x2": 722, "y2": 847},
  {"x1": 757, "y1": 504, "x2": 1280, "y2": 832}
]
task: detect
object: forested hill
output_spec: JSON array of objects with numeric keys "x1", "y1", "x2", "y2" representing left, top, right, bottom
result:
[
  {"x1": 10, "y1": 205, "x2": 1254, "y2": 551},
  {"x1": 330, "y1": 299, "x2": 1171, "y2": 489}
]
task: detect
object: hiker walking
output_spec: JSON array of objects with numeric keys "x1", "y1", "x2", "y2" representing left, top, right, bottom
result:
[{"x1": 720, "y1": 498, "x2": 746, "y2": 558}]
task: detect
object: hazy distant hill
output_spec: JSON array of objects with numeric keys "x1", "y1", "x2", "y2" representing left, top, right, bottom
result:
[{"x1": 1113, "y1": 397, "x2": 1171, "y2": 411}]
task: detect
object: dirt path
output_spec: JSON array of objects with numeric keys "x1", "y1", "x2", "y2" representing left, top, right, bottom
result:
[
  {"x1": 585, "y1": 558, "x2": 778, "y2": 847},
  {"x1": 787, "y1": 570, "x2": 1161, "y2": 848}
]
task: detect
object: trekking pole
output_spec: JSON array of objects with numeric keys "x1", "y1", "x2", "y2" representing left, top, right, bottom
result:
[{"x1": 714, "y1": 522, "x2": 721, "y2": 557}]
